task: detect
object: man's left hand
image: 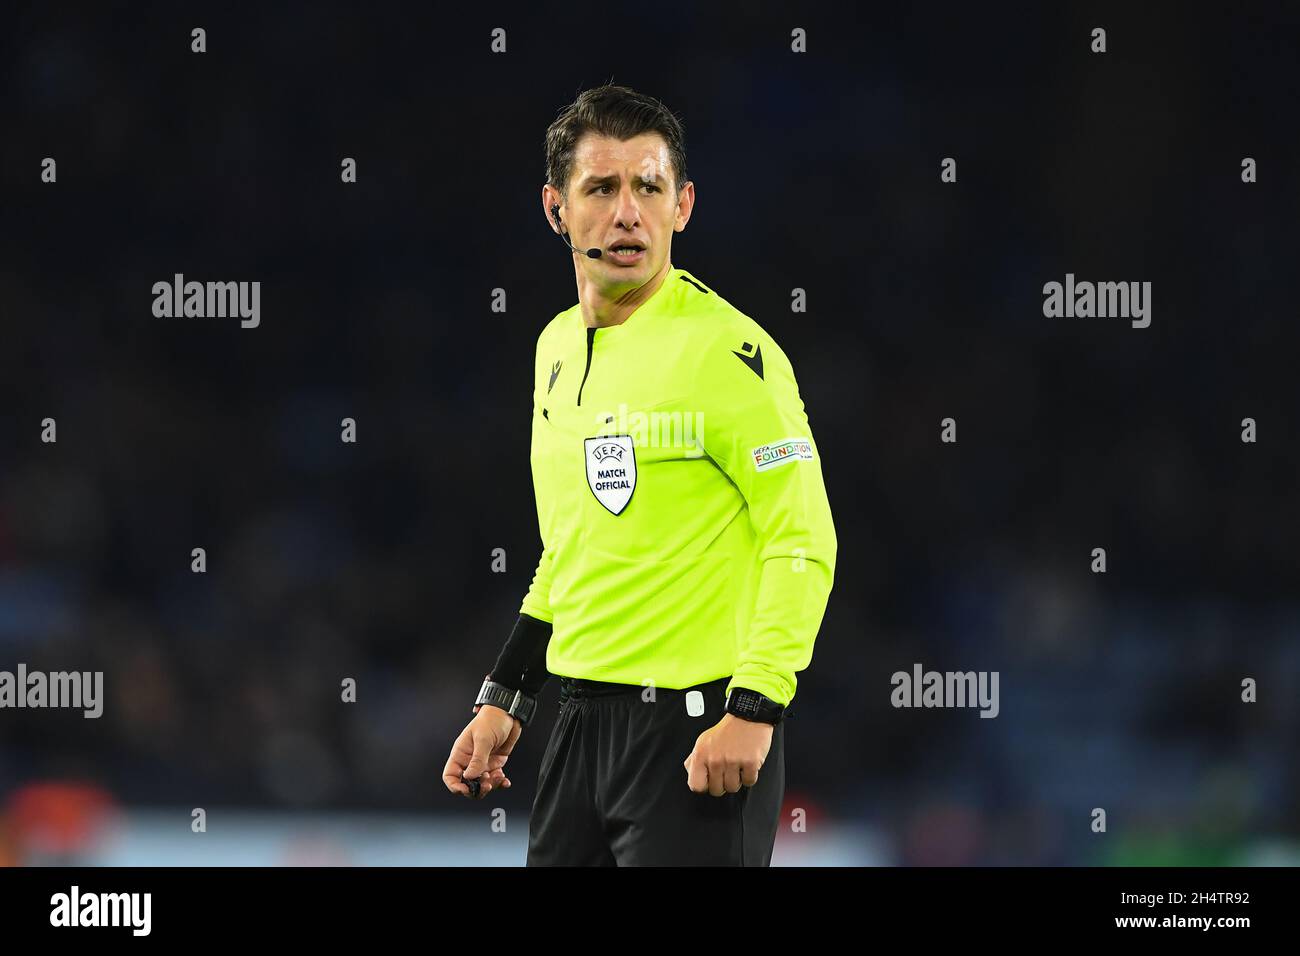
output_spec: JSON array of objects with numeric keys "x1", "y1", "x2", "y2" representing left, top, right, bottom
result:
[{"x1": 683, "y1": 713, "x2": 773, "y2": 796}]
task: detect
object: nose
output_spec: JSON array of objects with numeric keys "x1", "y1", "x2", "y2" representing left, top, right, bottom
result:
[{"x1": 614, "y1": 185, "x2": 642, "y2": 230}]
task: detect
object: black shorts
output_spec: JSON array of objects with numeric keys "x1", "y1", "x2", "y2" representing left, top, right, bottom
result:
[{"x1": 526, "y1": 674, "x2": 786, "y2": 866}]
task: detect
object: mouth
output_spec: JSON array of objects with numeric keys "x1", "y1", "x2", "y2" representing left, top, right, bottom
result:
[{"x1": 606, "y1": 244, "x2": 647, "y2": 265}]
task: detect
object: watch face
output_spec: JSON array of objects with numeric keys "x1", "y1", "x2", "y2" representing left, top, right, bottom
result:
[{"x1": 732, "y1": 691, "x2": 760, "y2": 717}]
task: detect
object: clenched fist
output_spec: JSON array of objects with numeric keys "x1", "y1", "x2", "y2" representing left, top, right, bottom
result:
[{"x1": 683, "y1": 713, "x2": 773, "y2": 797}]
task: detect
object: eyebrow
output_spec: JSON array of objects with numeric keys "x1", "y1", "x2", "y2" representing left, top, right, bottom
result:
[{"x1": 579, "y1": 173, "x2": 663, "y2": 188}]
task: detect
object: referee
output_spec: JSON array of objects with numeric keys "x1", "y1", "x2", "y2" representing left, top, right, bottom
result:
[{"x1": 443, "y1": 84, "x2": 836, "y2": 866}]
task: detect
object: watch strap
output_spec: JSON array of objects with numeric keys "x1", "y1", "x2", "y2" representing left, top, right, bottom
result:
[
  {"x1": 724, "y1": 687, "x2": 787, "y2": 725},
  {"x1": 476, "y1": 677, "x2": 538, "y2": 725}
]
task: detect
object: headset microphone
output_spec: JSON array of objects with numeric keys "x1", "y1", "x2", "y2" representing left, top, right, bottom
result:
[{"x1": 550, "y1": 204, "x2": 603, "y2": 258}]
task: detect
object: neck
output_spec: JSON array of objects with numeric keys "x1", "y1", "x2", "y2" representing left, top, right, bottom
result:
[{"x1": 576, "y1": 258, "x2": 673, "y2": 329}]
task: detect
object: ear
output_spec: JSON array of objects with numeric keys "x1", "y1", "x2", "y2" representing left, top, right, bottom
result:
[
  {"x1": 673, "y1": 180, "x2": 695, "y2": 233},
  {"x1": 542, "y1": 183, "x2": 567, "y2": 234}
]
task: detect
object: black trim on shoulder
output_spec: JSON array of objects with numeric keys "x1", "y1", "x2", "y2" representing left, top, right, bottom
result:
[{"x1": 679, "y1": 275, "x2": 710, "y2": 294}]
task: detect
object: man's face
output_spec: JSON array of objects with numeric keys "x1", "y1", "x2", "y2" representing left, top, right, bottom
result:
[{"x1": 552, "y1": 132, "x2": 692, "y2": 288}]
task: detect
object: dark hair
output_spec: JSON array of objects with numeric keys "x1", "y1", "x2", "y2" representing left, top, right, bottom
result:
[{"x1": 545, "y1": 84, "x2": 687, "y2": 200}]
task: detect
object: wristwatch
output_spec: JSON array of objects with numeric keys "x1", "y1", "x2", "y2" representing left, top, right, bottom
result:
[
  {"x1": 724, "y1": 687, "x2": 787, "y2": 725},
  {"x1": 475, "y1": 676, "x2": 538, "y2": 726}
]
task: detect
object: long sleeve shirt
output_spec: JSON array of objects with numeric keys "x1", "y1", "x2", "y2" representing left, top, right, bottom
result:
[{"x1": 519, "y1": 266, "x2": 836, "y2": 708}]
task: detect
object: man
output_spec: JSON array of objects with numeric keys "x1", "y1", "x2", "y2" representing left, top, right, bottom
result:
[{"x1": 442, "y1": 84, "x2": 836, "y2": 866}]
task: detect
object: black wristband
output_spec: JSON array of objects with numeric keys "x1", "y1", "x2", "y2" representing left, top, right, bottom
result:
[{"x1": 489, "y1": 614, "x2": 553, "y2": 695}]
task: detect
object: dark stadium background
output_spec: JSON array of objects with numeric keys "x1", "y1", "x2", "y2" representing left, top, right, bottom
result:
[{"x1": 1, "y1": 2, "x2": 1296, "y2": 864}]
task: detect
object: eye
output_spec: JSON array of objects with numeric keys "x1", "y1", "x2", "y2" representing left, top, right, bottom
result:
[{"x1": 590, "y1": 183, "x2": 659, "y2": 195}]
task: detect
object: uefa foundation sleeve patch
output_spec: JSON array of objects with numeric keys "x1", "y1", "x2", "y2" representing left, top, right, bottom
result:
[{"x1": 751, "y1": 437, "x2": 814, "y2": 471}]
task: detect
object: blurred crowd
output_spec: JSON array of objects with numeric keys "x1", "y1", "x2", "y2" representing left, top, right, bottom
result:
[{"x1": 2, "y1": 4, "x2": 1297, "y2": 864}]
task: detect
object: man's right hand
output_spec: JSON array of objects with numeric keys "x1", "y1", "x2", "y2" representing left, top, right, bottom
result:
[{"x1": 442, "y1": 704, "x2": 522, "y2": 799}]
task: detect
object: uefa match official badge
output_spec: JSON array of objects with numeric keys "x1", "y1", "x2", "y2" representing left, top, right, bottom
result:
[{"x1": 584, "y1": 435, "x2": 637, "y2": 515}]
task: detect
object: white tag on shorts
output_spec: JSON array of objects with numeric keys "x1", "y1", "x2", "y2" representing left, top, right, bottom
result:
[{"x1": 685, "y1": 690, "x2": 705, "y2": 717}]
